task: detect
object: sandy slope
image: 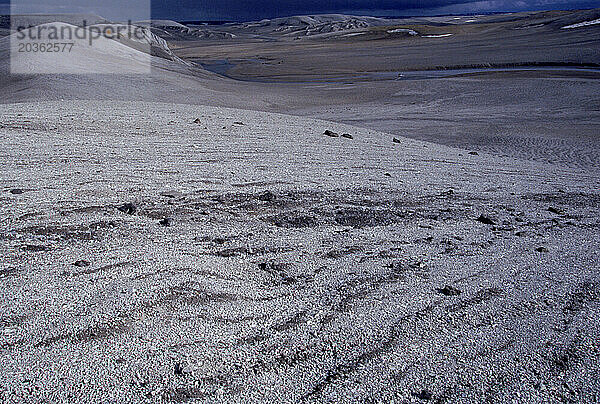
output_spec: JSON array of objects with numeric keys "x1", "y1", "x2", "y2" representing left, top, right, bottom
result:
[
  {"x1": 2, "y1": 23, "x2": 153, "y2": 74},
  {"x1": 0, "y1": 101, "x2": 599, "y2": 402}
]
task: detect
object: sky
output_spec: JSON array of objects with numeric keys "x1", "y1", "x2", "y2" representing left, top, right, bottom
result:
[{"x1": 2, "y1": 0, "x2": 599, "y2": 21}]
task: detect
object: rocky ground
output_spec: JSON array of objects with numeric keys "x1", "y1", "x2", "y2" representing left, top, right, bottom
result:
[{"x1": 1, "y1": 102, "x2": 599, "y2": 402}]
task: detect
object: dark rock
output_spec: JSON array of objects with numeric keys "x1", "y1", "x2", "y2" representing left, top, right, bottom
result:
[
  {"x1": 323, "y1": 130, "x2": 339, "y2": 137},
  {"x1": 159, "y1": 217, "x2": 173, "y2": 227},
  {"x1": 548, "y1": 206, "x2": 564, "y2": 215},
  {"x1": 233, "y1": 121, "x2": 245, "y2": 125},
  {"x1": 117, "y1": 203, "x2": 136, "y2": 215},
  {"x1": 160, "y1": 191, "x2": 183, "y2": 199},
  {"x1": 536, "y1": 246, "x2": 548, "y2": 252},
  {"x1": 437, "y1": 285, "x2": 462, "y2": 296},
  {"x1": 476, "y1": 215, "x2": 496, "y2": 225},
  {"x1": 193, "y1": 118, "x2": 202, "y2": 124},
  {"x1": 384, "y1": 173, "x2": 392, "y2": 177},
  {"x1": 9, "y1": 188, "x2": 24, "y2": 194},
  {"x1": 341, "y1": 133, "x2": 353, "y2": 139},
  {"x1": 392, "y1": 137, "x2": 401, "y2": 144},
  {"x1": 468, "y1": 151, "x2": 479, "y2": 155},
  {"x1": 257, "y1": 190, "x2": 275, "y2": 202},
  {"x1": 174, "y1": 362, "x2": 184, "y2": 376},
  {"x1": 413, "y1": 389, "x2": 433, "y2": 400},
  {"x1": 72, "y1": 260, "x2": 90, "y2": 267}
]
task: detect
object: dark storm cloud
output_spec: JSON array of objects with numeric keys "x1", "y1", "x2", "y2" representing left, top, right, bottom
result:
[
  {"x1": 1, "y1": 0, "x2": 598, "y2": 20},
  {"x1": 151, "y1": 0, "x2": 599, "y2": 20}
]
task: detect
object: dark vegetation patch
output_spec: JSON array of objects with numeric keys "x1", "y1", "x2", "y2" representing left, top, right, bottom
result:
[
  {"x1": 560, "y1": 281, "x2": 600, "y2": 330},
  {"x1": 73, "y1": 261, "x2": 134, "y2": 276},
  {"x1": 446, "y1": 287, "x2": 503, "y2": 311},
  {"x1": 0, "y1": 315, "x2": 26, "y2": 328},
  {"x1": 522, "y1": 192, "x2": 600, "y2": 209},
  {"x1": 13, "y1": 221, "x2": 116, "y2": 242},
  {"x1": 0, "y1": 266, "x2": 20, "y2": 278}
]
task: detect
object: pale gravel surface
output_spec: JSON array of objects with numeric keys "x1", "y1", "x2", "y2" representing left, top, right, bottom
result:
[{"x1": 1, "y1": 101, "x2": 599, "y2": 402}]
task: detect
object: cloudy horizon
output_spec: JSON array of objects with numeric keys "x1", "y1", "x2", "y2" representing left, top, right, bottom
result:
[{"x1": 1, "y1": 0, "x2": 599, "y2": 21}]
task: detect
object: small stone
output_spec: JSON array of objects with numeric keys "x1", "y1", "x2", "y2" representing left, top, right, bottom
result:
[
  {"x1": 324, "y1": 130, "x2": 339, "y2": 137},
  {"x1": 174, "y1": 362, "x2": 184, "y2": 376},
  {"x1": 72, "y1": 260, "x2": 90, "y2": 267},
  {"x1": 437, "y1": 285, "x2": 461, "y2": 296},
  {"x1": 468, "y1": 151, "x2": 479, "y2": 155},
  {"x1": 193, "y1": 118, "x2": 202, "y2": 124},
  {"x1": 384, "y1": 173, "x2": 391, "y2": 177},
  {"x1": 413, "y1": 389, "x2": 433, "y2": 400},
  {"x1": 117, "y1": 203, "x2": 137, "y2": 215},
  {"x1": 9, "y1": 188, "x2": 24, "y2": 194},
  {"x1": 257, "y1": 190, "x2": 275, "y2": 202},
  {"x1": 392, "y1": 137, "x2": 401, "y2": 144},
  {"x1": 536, "y1": 246, "x2": 548, "y2": 252},
  {"x1": 159, "y1": 218, "x2": 173, "y2": 227},
  {"x1": 548, "y1": 207, "x2": 564, "y2": 215},
  {"x1": 233, "y1": 121, "x2": 245, "y2": 125},
  {"x1": 476, "y1": 215, "x2": 496, "y2": 225},
  {"x1": 341, "y1": 133, "x2": 353, "y2": 139}
]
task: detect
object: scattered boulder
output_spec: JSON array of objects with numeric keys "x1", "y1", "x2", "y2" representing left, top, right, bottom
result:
[
  {"x1": 413, "y1": 389, "x2": 433, "y2": 400},
  {"x1": 174, "y1": 362, "x2": 184, "y2": 376},
  {"x1": 548, "y1": 206, "x2": 564, "y2": 215},
  {"x1": 437, "y1": 285, "x2": 462, "y2": 296},
  {"x1": 9, "y1": 188, "x2": 24, "y2": 195},
  {"x1": 392, "y1": 137, "x2": 401, "y2": 144},
  {"x1": 476, "y1": 215, "x2": 496, "y2": 225},
  {"x1": 536, "y1": 246, "x2": 548, "y2": 252},
  {"x1": 341, "y1": 133, "x2": 353, "y2": 139},
  {"x1": 233, "y1": 121, "x2": 245, "y2": 125},
  {"x1": 468, "y1": 151, "x2": 479, "y2": 155},
  {"x1": 159, "y1": 217, "x2": 173, "y2": 227},
  {"x1": 72, "y1": 260, "x2": 90, "y2": 267},
  {"x1": 323, "y1": 130, "x2": 339, "y2": 137},
  {"x1": 193, "y1": 118, "x2": 202, "y2": 124},
  {"x1": 257, "y1": 190, "x2": 275, "y2": 202},
  {"x1": 384, "y1": 173, "x2": 392, "y2": 177},
  {"x1": 117, "y1": 203, "x2": 137, "y2": 215}
]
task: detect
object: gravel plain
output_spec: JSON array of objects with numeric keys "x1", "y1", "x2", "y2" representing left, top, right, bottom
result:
[{"x1": 1, "y1": 101, "x2": 599, "y2": 402}]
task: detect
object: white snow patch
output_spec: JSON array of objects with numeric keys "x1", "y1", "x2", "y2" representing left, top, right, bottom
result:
[
  {"x1": 562, "y1": 18, "x2": 600, "y2": 29},
  {"x1": 422, "y1": 33, "x2": 453, "y2": 38},
  {"x1": 387, "y1": 28, "x2": 418, "y2": 35}
]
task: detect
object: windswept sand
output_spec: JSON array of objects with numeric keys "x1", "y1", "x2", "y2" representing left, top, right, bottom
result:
[{"x1": 1, "y1": 101, "x2": 599, "y2": 402}]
